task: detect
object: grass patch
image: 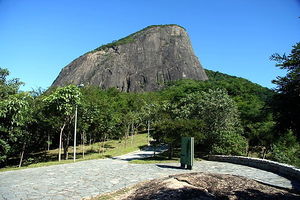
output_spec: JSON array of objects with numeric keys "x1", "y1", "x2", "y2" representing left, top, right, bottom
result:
[{"x1": 0, "y1": 134, "x2": 148, "y2": 172}]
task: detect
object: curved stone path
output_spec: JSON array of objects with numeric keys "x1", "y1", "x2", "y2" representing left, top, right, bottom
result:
[{"x1": 0, "y1": 149, "x2": 299, "y2": 200}]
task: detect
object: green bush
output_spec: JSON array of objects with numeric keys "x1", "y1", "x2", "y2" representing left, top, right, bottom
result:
[
  {"x1": 152, "y1": 118, "x2": 205, "y2": 159},
  {"x1": 182, "y1": 89, "x2": 247, "y2": 155},
  {"x1": 269, "y1": 130, "x2": 300, "y2": 167},
  {"x1": 153, "y1": 118, "x2": 205, "y2": 144},
  {"x1": 210, "y1": 131, "x2": 247, "y2": 155}
]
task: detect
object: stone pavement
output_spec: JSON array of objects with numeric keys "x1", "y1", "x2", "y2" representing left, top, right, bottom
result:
[{"x1": 0, "y1": 149, "x2": 299, "y2": 200}]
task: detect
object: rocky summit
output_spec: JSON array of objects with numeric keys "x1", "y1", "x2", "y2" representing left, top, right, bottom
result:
[{"x1": 52, "y1": 25, "x2": 208, "y2": 92}]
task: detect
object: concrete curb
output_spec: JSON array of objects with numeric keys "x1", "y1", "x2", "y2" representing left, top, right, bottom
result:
[{"x1": 208, "y1": 155, "x2": 300, "y2": 181}]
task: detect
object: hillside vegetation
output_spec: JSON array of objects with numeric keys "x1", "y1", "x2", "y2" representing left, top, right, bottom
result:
[{"x1": 1, "y1": 43, "x2": 299, "y2": 168}]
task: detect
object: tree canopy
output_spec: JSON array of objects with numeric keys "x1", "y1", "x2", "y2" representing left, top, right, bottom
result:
[{"x1": 1, "y1": 58, "x2": 299, "y2": 167}]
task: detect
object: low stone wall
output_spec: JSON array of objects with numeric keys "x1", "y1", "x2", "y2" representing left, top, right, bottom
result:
[{"x1": 208, "y1": 155, "x2": 300, "y2": 181}]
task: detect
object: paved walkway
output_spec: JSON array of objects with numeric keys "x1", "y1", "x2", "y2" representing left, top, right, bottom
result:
[{"x1": 0, "y1": 149, "x2": 299, "y2": 200}]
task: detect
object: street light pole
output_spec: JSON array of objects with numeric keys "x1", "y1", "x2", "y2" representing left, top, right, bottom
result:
[{"x1": 74, "y1": 83, "x2": 84, "y2": 162}]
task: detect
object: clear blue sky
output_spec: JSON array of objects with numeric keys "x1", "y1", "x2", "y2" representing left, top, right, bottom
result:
[{"x1": 0, "y1": 0, "x2": 299, "y2": 91}]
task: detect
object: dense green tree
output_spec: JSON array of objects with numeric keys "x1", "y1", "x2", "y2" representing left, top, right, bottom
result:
[
  {"x1": 0, "y1": 68, "x2": 32, "y2": 166},
  {"x1": 271, "y1": 42, "x2": 300, "y2": 140},
  {"x1": 153, "y1": 119, "x2": 204, "y2": 159},
  {"x1": 27, "y1": 94, "x2": 54, "y2": 152},
  {"x1": 153, "y1": 88, "x2": 247, "y2": 156},
  {"x1": 0, "y1": 68, "x2": 23, "y2": 99},
  {"x1": 0, "y1": 93, "x2": 32, "y2": 166},
  {"x1": 269, "y1": 130, "x2": 300, "y2": 166},
  {"x1": 79, "y1": 86, "x2": 108, "y2": 146},
  {"x1": 140, "y1": 101, "x2": 159, "y2": 145},
  {"x1": 177, "y1": 89, "x2": 247, "y2": 155},
  {"x1": 204, "y1": 70, "x2": 275, "y2": 150},
  {"x1": 43, "y1": 85, "x2": 81, "y2": 161},
  {"x1": 79, "y1": 86, "x2": 126, "y2": 154}
]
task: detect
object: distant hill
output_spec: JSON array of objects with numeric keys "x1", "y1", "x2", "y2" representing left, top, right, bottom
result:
[
  {"x1": 204, "y1": 69, "x2": 273, "y2": 102},
  {"x1": 162, "y1": 69, "x2": 272, "y2": 100}
]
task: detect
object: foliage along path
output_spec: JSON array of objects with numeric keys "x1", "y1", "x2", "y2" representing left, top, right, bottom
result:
[{"x1": 0, "y1": 148, "x2": 299, "y2": 200}]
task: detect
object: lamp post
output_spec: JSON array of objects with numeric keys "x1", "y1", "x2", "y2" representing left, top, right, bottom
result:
[{"x1": 74, "y1": 83, "x2": 84, "y2": 162}]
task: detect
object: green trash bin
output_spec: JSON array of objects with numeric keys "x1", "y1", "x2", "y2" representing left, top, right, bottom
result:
[{"x1": 180, "y1": 137, "x2": 194, "y2": 170}]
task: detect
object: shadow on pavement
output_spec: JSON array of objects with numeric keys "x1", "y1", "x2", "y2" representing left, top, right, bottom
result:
[
  {"x1": 112, "y1": 145, "x2": 168, "y2": 161},
  {"x1": 291, "y1": 180, "x2": 300, "y2": 193},
  {"x1": 111, "y1": 153, "x2": 158, "y2": 161},
  {"x1": 156, "y1": 164, "x2": 183, "y2": 170}
]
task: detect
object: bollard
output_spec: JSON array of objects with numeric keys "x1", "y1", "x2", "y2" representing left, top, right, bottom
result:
[{"x1": 180, "y1": 137, "x2": 194, "y2": 170}]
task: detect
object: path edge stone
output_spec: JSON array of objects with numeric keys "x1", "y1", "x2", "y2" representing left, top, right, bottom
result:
[{"x1": 208, "y1": 155, "x2": 300, "y2": 181}]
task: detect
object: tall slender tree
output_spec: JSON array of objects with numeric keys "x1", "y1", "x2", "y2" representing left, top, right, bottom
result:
[{"x1": 271, "y1": 42, "x2": 300, "y2": 140}]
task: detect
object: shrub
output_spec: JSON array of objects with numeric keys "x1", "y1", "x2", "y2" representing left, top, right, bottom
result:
[{"x1": 269, "y1": 130, "x2": 300, "y2": 167}]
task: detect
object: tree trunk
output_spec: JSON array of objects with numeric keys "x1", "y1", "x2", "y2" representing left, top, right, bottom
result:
[
  {"x1": 246, "y1": 145, "x2": 249, "y2": 157},
  {"x1": 47, "y1": 134, "x2": 50, "y2": 151},
  {"x1": 153, "y1": 142, "x2": 156, "y2": 157},
  {"x1": 131, "y1": 123, "x2": 134, "y2": 145},
  {"x1": 98, "y1": 138, "x2": 102, "y2": 154},
  {"x1": 58, "y1": 123, "x2": 66, "y2": 162},
  {"x1": 168, "y1": 143, "x2": 173, "y2": 160},
  {"x1": 63, "y1": 132, "x2": 70, "y2": 160},
  {"x1": 82, "y1": 132, "x2": 85, "y2": 158},
  {"x1": 102, "y1": 134, "x2": 106, "y2": 155},
  {"x1": 125, "y1": 124, "x2": 130, "y2": 148},
  {"x1": 147, "y1": 120, "x2": 150, "y2": 146},
  {"x1": 90, "y1": 138, "x2": 93, "y2": 151},
  {"x1": 19, "y1": 142, "x2": 26, "y2": 168},
  {"x1": 262, "y1": 147, "x2": 268, "y2": 159}
]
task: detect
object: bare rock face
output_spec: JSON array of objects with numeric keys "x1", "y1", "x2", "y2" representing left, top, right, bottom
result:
[{"x1": 52, "y1": 25, "x2": 208, "y2": 92}]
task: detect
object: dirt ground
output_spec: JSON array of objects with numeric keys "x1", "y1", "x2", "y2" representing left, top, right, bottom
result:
[{"x1": 96, "y1": 172, "x2": 300, "y2": 200}]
